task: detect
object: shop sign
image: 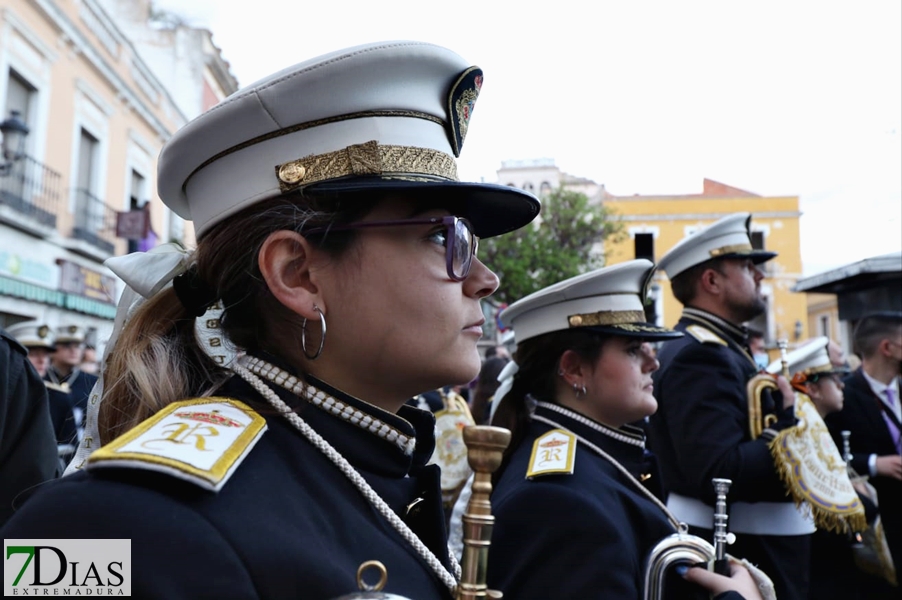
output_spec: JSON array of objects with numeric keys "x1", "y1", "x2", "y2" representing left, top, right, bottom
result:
[{"x1": 57, "y1": 259, "x2": 117, "y2": 304}]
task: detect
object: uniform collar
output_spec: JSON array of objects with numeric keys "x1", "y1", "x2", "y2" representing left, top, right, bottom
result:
[
  {"x1": 221, "y1": 352, "x2": 436, "y2": 478},
  {"x1": 46, "y1": 365, "x2": 81, "y2": 385},
  {"x1": 682, "y1": 307, "x2": 748, "y2": 345},
  {"x1": 532, "y1": 401, "x2": 647, "y2": 474}
]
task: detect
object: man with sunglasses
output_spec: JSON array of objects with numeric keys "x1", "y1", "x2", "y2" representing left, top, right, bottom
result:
[{"x1": 826, "y1": 311, "x2": 902, "y2": 598}]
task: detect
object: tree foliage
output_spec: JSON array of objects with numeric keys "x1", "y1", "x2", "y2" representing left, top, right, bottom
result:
[{"x1": 481, "y1": 186, "x2": 625, "y2": 306}]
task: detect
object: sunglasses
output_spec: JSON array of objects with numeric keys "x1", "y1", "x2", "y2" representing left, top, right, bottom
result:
[{"x1": 305, "y1": 215, "x2": 478, "y2": 281}]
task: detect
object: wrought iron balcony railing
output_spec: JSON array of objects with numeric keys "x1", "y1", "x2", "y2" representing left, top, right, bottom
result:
[
  {"x1": 0, "y1": 154, "x2": 61, "y2": 229},
  {"x1": 72, "y1": 188, "x2": 117, "y2": 255}
]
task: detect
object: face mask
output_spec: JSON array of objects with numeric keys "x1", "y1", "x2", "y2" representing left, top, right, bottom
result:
[{"x1": 754, "y1": 353, "x2": 770, "y2": 370}]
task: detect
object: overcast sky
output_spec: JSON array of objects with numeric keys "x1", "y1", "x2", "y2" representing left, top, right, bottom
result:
[{"x1": 153, "y1": 0, "x2": 901, "y2": 276}]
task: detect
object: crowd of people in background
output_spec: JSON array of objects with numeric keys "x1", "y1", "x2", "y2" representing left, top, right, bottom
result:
[{"x1": 3, "y1": 321, "x2": 98, "y2": 473}]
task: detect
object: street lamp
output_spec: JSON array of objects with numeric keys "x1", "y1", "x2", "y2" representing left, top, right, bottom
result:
[{"x1": 0, "y1": 110, "x2": 30, "y2": 176}]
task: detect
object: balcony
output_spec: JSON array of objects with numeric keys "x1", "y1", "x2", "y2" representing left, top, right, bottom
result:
[
  {"x1": 0, "y1": 155, "x2": 61, "y2": 237},
  {"x1": 70, "y1": 188, "x2": 117, "y2": 257}
]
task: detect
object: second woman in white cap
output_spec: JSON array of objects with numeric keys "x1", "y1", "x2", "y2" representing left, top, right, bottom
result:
[{"x1": 486, "y1": 259, "x2": 770, "y2": 600}]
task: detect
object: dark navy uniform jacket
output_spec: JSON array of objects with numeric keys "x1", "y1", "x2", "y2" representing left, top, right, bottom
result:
[
  {"x1": 823, "y1": 368, "x2": 902, "y2": 598},
  {"x1": 43, "y1": 367, "x2": 97, "y2": 448},
  {"x1": 487, "y1": 402, "x2": 743, "y2": 600},
  {"x1": 647, "y1": 311, "x2": 794, "y2": 503},
  {"x1": 0, "y1": 329, "x2": 58, "y2": 526},
  {"x1": 2, "y1": 365, "x2": 454, "y2": 599},
  {"x1": 646, "y1": 309, "x2": 807, "y2": 600}
]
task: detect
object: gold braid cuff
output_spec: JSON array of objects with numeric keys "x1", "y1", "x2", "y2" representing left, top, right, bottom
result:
[{"x1": 276, "y1": 141, "x2": 458, "y2": 192}]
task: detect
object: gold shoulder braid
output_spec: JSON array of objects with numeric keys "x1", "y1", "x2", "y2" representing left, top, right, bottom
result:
[{"x1": 769, "y1": 393, "x2": 867, "y2": 533}]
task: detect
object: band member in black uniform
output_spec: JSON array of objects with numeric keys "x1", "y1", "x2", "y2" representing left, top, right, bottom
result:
[
  {"x1": 0, "y1": 327, "x2": 58, "y2": 526},
  {"x1": 645, "y1": 213, "x2": 811, "y2": 600},
  {"x1": 7, "y1": 322, "x2": 77, "y2": 469},
  {"x1": 826, "y1": 311, "x2": 902, "y2": 598},
  {"x1": 44, "y1": 324, "x2": 98, "y2": 462},
  {"x1": 2, "y1": 41, "x2": 540, "y2": 599},
  {"x1": 487, "y1": 259, "x2": 770, "y2": 600},
  {"x1": 767, "y1": 336, "x2": 880, "y2": 600},
  {"x1": 6, "y1": 321, "x2": 55, "y2": 378}
]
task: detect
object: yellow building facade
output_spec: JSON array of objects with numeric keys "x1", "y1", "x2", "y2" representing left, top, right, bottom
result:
[{"x1": 603, "y1": 179, "x2": 808, "y2": 351}]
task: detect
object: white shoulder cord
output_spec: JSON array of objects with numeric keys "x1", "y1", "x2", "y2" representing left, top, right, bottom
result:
[
  {"x1": 231, "y1": 361, "x2": 461, "y2": 594},
  {"x1": 530, "y1": 411, "x2": 683, "y2": 532}
]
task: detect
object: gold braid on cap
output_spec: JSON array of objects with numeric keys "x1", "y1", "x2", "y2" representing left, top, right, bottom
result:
[
  {"x1": 568, "y1": 310, "x2": 646, "y2": 328},
  {"x1": 276, "y1": 141, "x2": 458, "y2": 192},
  {"x1": 709, "y1": 243, "x2": 753, "y2": 257}
]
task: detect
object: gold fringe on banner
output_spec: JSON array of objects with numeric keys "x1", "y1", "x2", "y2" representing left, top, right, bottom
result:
[{"x1": 768, "y1": 393, "x2": 867, "y2": 534}]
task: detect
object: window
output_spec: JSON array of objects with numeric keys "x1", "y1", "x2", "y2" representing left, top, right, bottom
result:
[
  {"x1": 820, "y1": 315, "x2": 830, "y2": 337},
  {"x1": 539, "y1": 181, "x2": 552, "y2": 196},
  {"x1": 3, "y1": 70, "x2": 36, "y2": 199},
  {"x1": 76, "y1": 128, "x2": 98, "y2": 193},
  {"x1": 5, "y1": 69, "x2": 36, "y2": 140},
  {"x1": 74, "y1": 128, "x2": 101, "y2": 233},
  {"x1": 750, "y1": 231, "x2": 765, "y2": 250},
  {"x1": 127, "y1": 170, "x2": 147, "y2": 253},
  {"x1": 634, "y1": 233, "x2": 654, "y2": 261}
]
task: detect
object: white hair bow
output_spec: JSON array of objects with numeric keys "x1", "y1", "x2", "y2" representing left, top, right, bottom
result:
[
  {"x1": 64, "y1": 243, "x2": 237, "y2": 475},
  {"x1": 489, "y1": 360, "x2": 519, "y2": 424}
]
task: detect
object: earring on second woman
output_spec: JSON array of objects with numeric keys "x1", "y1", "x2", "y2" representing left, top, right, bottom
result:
[{"x1": 301, "y1": 304, "x2": 327, "y2": 361}]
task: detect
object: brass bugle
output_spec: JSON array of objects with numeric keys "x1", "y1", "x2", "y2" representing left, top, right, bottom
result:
[
  {"x1": 643, "y1": 527, "x2": 715, "y2": 600},
  {"x1": 457, "y1": 425, "x2": 510, "y2": 600},
  {"x1": 747, "y1": 339, "x2": 789, "y2": 439},
  {"x1": 712, "y1": 478, "x2": 735, "y2": 575},
  {"x1": 644, "y1": 478, "x2": 735, "y2": 600}
]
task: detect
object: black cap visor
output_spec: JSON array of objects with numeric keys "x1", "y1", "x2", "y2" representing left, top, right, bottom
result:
[
  {"x1": 304, "y1": 177, "x2": 540, "y2": 238},
  {"x1": 584, "y1": 322, "x2": 684, "y2": 341}
]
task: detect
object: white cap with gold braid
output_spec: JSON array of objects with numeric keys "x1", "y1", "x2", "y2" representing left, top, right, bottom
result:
[
  {"x1": 499, "y1": 259, "x2": 682, "y2": 343},
  {"x1": 766, "y1": 336, "x2": 850, "y2": 379},
  {"x1": 157, "y1": 40, "x2": 539, "y2": 239},
  {"x1": 656, "y1": 212, "x2": 777, "y2": 279}
]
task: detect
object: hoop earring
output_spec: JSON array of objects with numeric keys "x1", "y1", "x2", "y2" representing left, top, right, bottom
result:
[
  {"x1": 301, "y1": 305, "x2": 326, "y2": 361},
  {"x1": 572, "y1": 382, "x2": 586, "y2": 399}
]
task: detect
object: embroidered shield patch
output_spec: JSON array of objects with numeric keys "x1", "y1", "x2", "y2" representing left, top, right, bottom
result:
[{"x1": 447, "y1": 66, "x2": 483, "y2": 157}]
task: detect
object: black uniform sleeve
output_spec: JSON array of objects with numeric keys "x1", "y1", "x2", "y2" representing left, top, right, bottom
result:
[
  {"x1": 657, "y1": 342, "x2": 788, "y2": 503},
  {"x1": 1, "y1": 475, "x2": 261, "y2": 599},
  {"x1": 0, "y1": 335, "x2": 59, "y2": 526}
]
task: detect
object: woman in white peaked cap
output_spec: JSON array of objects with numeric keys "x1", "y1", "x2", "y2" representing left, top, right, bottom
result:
[
  {"x1": 1, "y1": 41, "x2": 538, "y2": 599},
  {"x1": 485, "y1": 260, "x2": 771, "y2": 600}
]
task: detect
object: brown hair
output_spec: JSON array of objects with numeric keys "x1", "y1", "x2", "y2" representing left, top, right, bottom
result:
[
  {"x1": 470, "y1": 356, "x2": 509, "y2": 425},
  {"x1": 670, "y1": 258, "x2": 725, "y2": 305},
  {"x1": 492, "y1": 329, "x2": 609, "y2": 481},
  {"x1": 98, "y1": 193, "x2": 376, "y2": 443}
]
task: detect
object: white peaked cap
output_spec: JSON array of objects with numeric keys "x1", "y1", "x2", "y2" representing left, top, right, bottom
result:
[
  {"x1": 157, "y1": 41, "x2": 539, "y2": 239},
  {"x1": 7, "y1": 321, "x2": 55, "y2": 350},
  {"x1": 766, "y1": 336, "x2": 849, "y2": 378},
  {"x1": 500, "y1": 259, "x2": 682, "y2": 344},
  {"x1": 53, "y1": 324, "x2": 86, "y2": 344},
  {"x1": 656, "y1": 212, "x2": 777, "y2": 279}
]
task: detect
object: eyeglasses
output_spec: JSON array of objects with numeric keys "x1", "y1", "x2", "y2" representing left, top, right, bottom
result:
[{"x1": 305, "y1": 215, "x2": 478, "y2": 281}]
